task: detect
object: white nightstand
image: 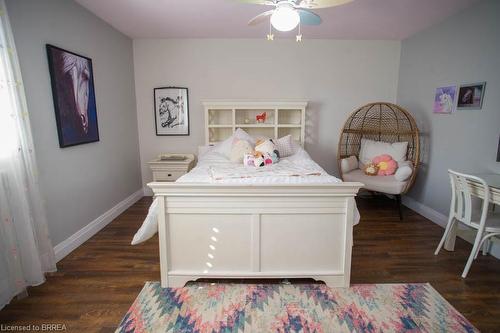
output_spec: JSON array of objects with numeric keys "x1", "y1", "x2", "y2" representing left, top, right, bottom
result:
[{"x1": 148, "y1": 154, "x2": 195, "y2": 182}]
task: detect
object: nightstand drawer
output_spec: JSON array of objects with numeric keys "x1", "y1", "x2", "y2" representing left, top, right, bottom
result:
[{"x1": 153, "y1": 171, "x2": 185, "y2": 182}]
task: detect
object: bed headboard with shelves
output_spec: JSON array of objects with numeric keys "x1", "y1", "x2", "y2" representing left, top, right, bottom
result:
[{"x1": 202, "y1": 100, "x2": 307, "y2": 146}]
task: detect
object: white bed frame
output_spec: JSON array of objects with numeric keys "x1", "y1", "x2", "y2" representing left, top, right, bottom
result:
[{"x1": 148, "y1": 101, "x2": 363, "y2": 288}]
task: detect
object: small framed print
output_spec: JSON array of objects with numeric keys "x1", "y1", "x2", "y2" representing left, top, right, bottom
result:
[
  {"x1": 154, "y1": 87, "x2": 189, "y2": 136},
  {"x1": 457, "y1": 82, "x2": 486, "y2": 110},
  {"x1": 433, "y1": 85, "x2": 457, "y2": 114}
]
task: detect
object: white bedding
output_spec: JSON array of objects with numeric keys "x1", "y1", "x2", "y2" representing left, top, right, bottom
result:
[
  {"x1": 178, "y1": 146, "x2": 360, "y2": 225},
  {"x1": 177, "y1": 147, "x2": 341, "y2": 184},
  {"x1": 132, "y1": 146, "x2": 360, "y2": 245}
]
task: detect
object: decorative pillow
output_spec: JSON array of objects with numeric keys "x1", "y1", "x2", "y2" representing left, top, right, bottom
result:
[
  {"x1": 230, "y1": 139, "x2": 253, "y2": 163},
  {"x1": 373, "y1": 154, "x2": 398, "y2": 176},
  {"x1": 359, "y1": 139, "x2": 408, "y2": 165},
  {"x1": 198, "y1": 145, "x2": 213, "y2": 158},
  {"x1": 243, "y1": 153, "x2": 255, "y2": 166},
  {"x1": 275, "y1": 135, "x2": 295, "y2": 157},
  {"x1": 213, "y1": 128, "x2": 255, "y2": 158},
  {"x1": 341, "y1": 155, "x2": 358, "y2": 174},
  {"x1": 253, "y1": 139, "x2": 280, "y2": 167},
  {"x1": 363, "y1": 163, "x2": 379, "y2": 176},
  {"x1": 394, "y1": 161, "x2": 413, "y2": 181},
  {"x1": 255, "y1": 139, "x2": 279, "y2": 156},
  {"x1": 252, "y1": 152, "x2": 276, "y2": 167}
]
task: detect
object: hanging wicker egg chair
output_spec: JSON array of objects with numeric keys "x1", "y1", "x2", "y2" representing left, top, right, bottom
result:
[{"x1": 337, "y1": 102, "x2": 420, "y2": 194}]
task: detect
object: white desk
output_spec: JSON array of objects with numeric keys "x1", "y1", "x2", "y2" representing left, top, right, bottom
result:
[
  {"x1": 444, "y1": 173, "x2": 500, "y2": 251},
  {"x1": 473, "y1": 173, "x2": 500, "y2": 189},
  {"x1": 470, "y1": 173, "x2": 500, "y2": 205}
]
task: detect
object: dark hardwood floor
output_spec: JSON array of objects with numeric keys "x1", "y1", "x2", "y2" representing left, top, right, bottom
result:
[{"x1": 0, "y1": 196, "x2": 499, "y2": 332}]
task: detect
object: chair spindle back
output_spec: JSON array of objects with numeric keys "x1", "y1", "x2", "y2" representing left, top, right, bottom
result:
[{"x1": 448, "y1": 170, "x2": 490, "y2": 227}]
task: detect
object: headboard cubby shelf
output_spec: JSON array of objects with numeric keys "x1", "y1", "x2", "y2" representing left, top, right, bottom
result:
[{"x1": 203, "y1": 100, "x2": 307, "y2": 146}]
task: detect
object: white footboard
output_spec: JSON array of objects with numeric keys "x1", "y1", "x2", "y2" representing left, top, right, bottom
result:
[{"x1": 148, "y1": 182, "x2": 363, "y2": 288}]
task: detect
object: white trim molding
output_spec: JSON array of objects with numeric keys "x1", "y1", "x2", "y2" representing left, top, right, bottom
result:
[
  {"x1": 54, "y1": 189, "x2": 144, "y2": 262},
  {"x1": 402, "y1": 196, "x2": 500, "y2": 259},
  {"x1": 402, "y1": 196, "x2": 448, "y2": 227}
]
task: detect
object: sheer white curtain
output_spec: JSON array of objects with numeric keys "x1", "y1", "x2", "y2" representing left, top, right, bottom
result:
[{"x1": 0, "y1": 0, "x2": 56, "y2": 309}]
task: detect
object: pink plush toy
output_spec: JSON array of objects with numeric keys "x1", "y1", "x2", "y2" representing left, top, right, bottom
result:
[{"x1": 372, "y1": 154, "x2": 398, "y2": 176}]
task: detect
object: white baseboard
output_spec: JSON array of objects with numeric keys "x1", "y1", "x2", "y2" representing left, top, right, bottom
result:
[
  {"x1": 402, "y1": 196, "x2": 500, "y2": 259},
  {"x1": 54, "y1": 188, "x2": 144, "y2": 262},
  {"x1": 402, "y1": 196, "x2": 448, "y2": 227}
]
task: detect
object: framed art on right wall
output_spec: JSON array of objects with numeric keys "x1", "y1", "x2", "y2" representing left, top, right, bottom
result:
[
  {"x1": 457, "y1": 82, "x2": 486, "y2": 110},
  {"x1": 433, "y1": 85, "x2": 457, "y2": 114}
]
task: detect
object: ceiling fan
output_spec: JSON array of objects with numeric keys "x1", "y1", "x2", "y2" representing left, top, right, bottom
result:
[{"x1": 236, "y1": 0, "x2": 353, "y2": 39}]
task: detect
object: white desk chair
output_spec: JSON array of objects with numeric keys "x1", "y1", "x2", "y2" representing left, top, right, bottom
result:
[{"x1": 434, "y1": 170, "x2": 500, "y2": 278}]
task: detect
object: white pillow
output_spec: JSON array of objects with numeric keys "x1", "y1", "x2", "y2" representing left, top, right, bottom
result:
[
  {"x1": 275, "y1": 135, "x2": 295, "y2": 157},
  {"x1": 230, "y1": 139, "x2": 253, "y2": 163},
  {"x1": 213, "y1": 128, "x2": 255, "y2": 158},
  {"x1": 341, "y1": 155, "x2": 358, "y2": 174},
  {"x1": 359, "y1": 139, "x2": 408, "y2": 165},
  {"x1": 198, "y1": 145, "x2": 213, "y2": 158},
  {"x1": 394, "y1": 161, "x2": 413, "y2": 181}
]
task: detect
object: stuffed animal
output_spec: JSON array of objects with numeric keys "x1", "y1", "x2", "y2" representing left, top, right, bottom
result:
[
  {"x1": 363, "y1": 163, "x2": 379, "y2": 176},
  {"x1": 253, "y1": 152, "x2": 266, "y2": 167},
  {"x1": 255, "y1": 139, "x2": 279, "y2": 156},
  {"x1": 372, "y1": 154, "x2": 398, "y2": 176},
  {"x1": 252, "y1": 139, "x2": 280, "y2": 167},
  {"x1": 256, "y1": 112, "x2": 267, "y2": 123}
]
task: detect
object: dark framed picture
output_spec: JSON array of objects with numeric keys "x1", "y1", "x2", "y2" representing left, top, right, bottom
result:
[
  {"x1": 154, "y1": 87, "x2": 189, "y2": 136},
  {"x1": 46, "y1": 44, "x2": 99, "y2": 148},
  {"x1": 457, "y1": 82, "x2": 486, "y2": 110},
  {"x1": 497, "y1": 135, "x2": 500, "y2": 162}
]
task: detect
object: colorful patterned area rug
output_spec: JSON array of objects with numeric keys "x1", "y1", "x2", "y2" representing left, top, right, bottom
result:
[{"x1": 116, "y1": 282, "x2": 478, "y2": 333}]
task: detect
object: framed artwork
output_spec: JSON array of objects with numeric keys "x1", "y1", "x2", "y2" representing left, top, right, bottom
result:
[
  {"x1": 154, "y1": 87, "x2": 189, "y2": 136},
  {"x1": 457, "y1": 82, "x2": 486, "y2": 110},
  {"x1": 46, "y1": 44, "x2": 99, "y2": 148},
  {"x1": 433, "y1": 85, "x2": 457, "y2": 114},
  {"x1": 497, "y1": 135, "x2": 500, "y2": 162}
]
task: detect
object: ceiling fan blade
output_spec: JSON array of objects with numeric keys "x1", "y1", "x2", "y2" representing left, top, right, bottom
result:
[
  {"x1": 297, "y1": 9, "x2": 321, "y2": 25},
  {"x1": 248, "y1": 10, "x2": 275, "y2": 26},
  {"x1": 296, "y1": 0, "x2": 353, "y2": 9},
  {"x1": 234, "y1": 0, "x2": 276, "y2": 6}
]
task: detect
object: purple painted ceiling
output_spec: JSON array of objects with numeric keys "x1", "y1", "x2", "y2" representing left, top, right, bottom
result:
[{"x1": 75, "y1": 0, "x2": 479, "y2": 40}]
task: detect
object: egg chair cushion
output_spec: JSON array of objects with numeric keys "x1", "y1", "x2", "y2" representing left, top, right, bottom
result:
[
  {"x1": 359, "y1": 139, "x2": 408, "y2": 165},
  {"x1": 343, "y1": 169, "x2": 409, "y2": 195},
  {"x1": 340, "y1": 155, "x2": 358, "y2": 174},
  {"x1": 394, "y1": 161, "x2": 413, "y2": 182}
]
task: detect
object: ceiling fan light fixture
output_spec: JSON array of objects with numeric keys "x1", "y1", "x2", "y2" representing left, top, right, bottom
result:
[{"x1": 270, "y1": 4, "x2": 300, "y2": 32}]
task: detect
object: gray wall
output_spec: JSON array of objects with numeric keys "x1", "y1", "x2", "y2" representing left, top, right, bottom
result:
[
  {"x1": 6, "y1": 0, "x2": 142, "y2": 245},
  {"x1": 133, "y1": 39, "x2": 401, "y2": 193},
  {"x1": 397, "y1": 0, "x2": 500, "y2": 215}
]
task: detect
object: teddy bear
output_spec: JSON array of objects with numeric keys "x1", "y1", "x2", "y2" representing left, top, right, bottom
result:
[
  {"x1": 372, "y1": 154, "x2": 398, "y2": 176},
  {"x1": 363, "y1": 163, "x2": 379, "y2": 176}
]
